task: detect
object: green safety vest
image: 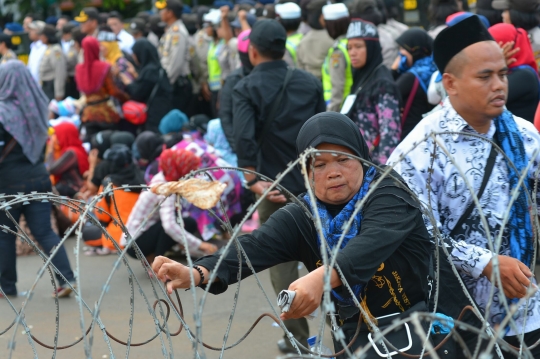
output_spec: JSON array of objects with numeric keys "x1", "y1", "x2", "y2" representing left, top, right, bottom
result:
[
  {"x1": 207, "y1": 40, "x2": 224, "y2": 91},
  {"x1": 285, "y1": 33, "x2": 303, "y2": 65},
  {"x1": 322, "y1": 38, "x2": 353, "y2": 105}
]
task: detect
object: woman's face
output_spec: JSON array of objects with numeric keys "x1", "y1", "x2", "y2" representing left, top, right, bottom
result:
[
  {"x1": 132, "y1": 52, "x2": 139, "y2": 65},
  {"x1": 100, "y1": 43, "x2": 108, "y2": 57},
  {"x1": 308, "y1": 143, "x2": 364, "y2": 206},
  {"x1": 399, "y1": 47, "x2": 413, "y2": 67},
  {"x1": 502, "y1": 10, "x2": 511, "y2": 24},
  {"x1": 348, "y1": 38, "x2": 367, "y2": 69}
]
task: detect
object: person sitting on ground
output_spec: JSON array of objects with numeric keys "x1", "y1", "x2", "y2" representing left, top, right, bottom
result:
[
  {"x1": 134, "y1": 131, "x2": 165, "y2": 184},
  {"x1": 83, "y1": 144, "x2": 144, "y2": 255},
  {"x1": 391, "y1": 28, "x2": 437, "y2": 139},
  {"x1": 123, "y1": 148, "x2": 218, "y2": 263},
  {"x1": 152, "y1": 112, "x2": 432, "y2": 357},
  {"x1": 47, "y1": 122, "x2": 89, "y2": 198},
  {"x1": 76, "y1": 37, "x2": 129, "y2": 141}
]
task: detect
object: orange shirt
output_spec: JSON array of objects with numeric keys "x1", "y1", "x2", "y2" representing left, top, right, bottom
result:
[{"x1": 95, "y1": 185, "x2": 140, "y2": 250}]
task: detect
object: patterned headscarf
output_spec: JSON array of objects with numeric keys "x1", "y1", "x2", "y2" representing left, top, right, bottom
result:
[
  {"x1": 159, "y1": 148, "x2": 202, "y2": 182},
  {"x1": 0, "y1": 61, "x2": 49, "y2": 164}
]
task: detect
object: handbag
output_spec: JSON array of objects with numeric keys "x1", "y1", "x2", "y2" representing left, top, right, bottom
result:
[{"x1": 122, "y1": 69, "x2": 164, "y2": 125}]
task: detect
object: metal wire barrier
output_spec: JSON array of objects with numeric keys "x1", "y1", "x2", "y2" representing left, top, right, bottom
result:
[{"x1": 1, "y1": 131, "x2": 539, "y2": 359}]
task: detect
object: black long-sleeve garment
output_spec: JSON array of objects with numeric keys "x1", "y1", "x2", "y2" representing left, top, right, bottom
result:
[
  {"x1": 196, "y1": 180, "x2": 431, "y2": 321},
  {"x1": 232, "y1": 60, "x2": 326, "y2": 195},
  {"x1": 506, "y1": 67, "x2": 539, "y2": 123},
  {"x1": 219, "y1": 67, "x2": 247, "y2": 150}
]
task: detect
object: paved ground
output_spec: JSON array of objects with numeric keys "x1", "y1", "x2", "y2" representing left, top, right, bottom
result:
[{"x1": 0, "y1": 238, "x2": 334, "y2": 359}]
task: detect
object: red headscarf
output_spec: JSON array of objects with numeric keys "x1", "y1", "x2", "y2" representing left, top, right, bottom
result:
[
  {"x1": 54, "y1": 122, "x2": 90, "y2": 176},
  {"x1": 488, "y1": 24, "x2": 538, "y2": 71},
  {"x1": 75, "y1": 37, "x2": 111, "y2": 94},
  {"x1": 159, "y1": 148, "x2": 201, "y2": 182}
]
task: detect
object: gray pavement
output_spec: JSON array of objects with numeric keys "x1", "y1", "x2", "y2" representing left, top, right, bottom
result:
[{"x1": 0, "y1": 238, "x2": 333, "y2": 359}]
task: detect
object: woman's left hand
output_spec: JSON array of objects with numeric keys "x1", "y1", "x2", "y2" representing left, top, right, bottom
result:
[
  {"x1": 119, "y1": 73, "x2": 133, "y2": 85},
  {"x1": 126, "y1": 62, "x2": 138, "y2": 78},
  {"x1": 280, "y1": 270, "x2": 324, "y2": 320}
]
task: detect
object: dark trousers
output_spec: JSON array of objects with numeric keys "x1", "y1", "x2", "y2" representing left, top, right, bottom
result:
[
  {"x1": 126, "y1": 217, "x2": 198, "y2": 259},
  {"x1": 0, "y1": 176, "x2": 75, "y2": 295},
  {"x1": 210, "y1": 90, "x2": 219, "y2": 119},
  {"x1": 172, "y1": 76, "x2": 193, "y2": 115},
  {"x1": 258, "y1": 196, "x2": 309, "y2": 350},
  {"x1": 65, "y1": 76, "x2": 80, "y2": 99},
  {"x1": 42, "y1": 80, "x2": 55, "y2": 101}
]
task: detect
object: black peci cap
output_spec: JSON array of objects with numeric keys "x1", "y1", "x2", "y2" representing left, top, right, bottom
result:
[
  {"x1": 249, "y1": 19, "x2": 286, "y2": 52},
  {"x1": 433, "y1": 15, "x2": 494, "y2": 73}
]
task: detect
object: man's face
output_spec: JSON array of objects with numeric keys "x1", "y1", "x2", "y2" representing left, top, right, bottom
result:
[
  {"x1": 23, "y1": 17, "x2": 33, "y2": 32},
  {"x1": 445, "y1": 41, "x2": 508, "y2": 120},
  {"x1": 160, "y1": 9, "x2": 171, "y2": 23},
  {"x1": 107, "y1": 17, "x2": 123, "y2": 35},
  {"x1": 28, "y1": 29, "x2": 39, "y2": 41},
  {"x1": 81, "y1": 19, "x2": 96, "y2": 35},
  {"x1": 56, "y1": 18, "x2": 68, "y2": 31}
]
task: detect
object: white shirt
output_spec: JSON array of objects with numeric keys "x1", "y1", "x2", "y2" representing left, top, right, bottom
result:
[
  {"x1": 61, "y1": 39, "x2": 73, "y2": 55},
  {"x1": 387, "y1": 99, "x2": 540, "y2": 336},
  {"x1": 27, "y1": 40, "x2": 47, "y2": 84},
  {"x1": 116, "y1": 29, "x2": 135, "y2": 55}
]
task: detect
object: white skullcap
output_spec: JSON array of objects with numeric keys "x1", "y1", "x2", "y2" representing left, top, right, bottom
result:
[
  {"x1": 323, "y1": 3, "x2": 349, "y2": 21},
  {"x1": 275, "y1": 2, "x2": 302, "y2": 20},
  {"x1": 203, "y1": 9, "x2": 221, "y2": 26}
]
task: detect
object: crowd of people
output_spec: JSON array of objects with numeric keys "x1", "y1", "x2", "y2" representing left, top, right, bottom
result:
[{"x1": 1, "y1": 0, "x2": 540, "y2": 357}]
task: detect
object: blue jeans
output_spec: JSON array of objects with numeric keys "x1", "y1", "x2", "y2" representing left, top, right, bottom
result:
[{"x1": 0, "y1": 175, "x2": 75, "y2": 295}]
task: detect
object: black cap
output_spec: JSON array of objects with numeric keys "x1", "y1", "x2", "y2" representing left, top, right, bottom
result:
[
  {"x1": 433, "y1": 15, "x2": 494, "y2": 73},
  {"x1": 166, "y1": 0, "x2": 184, "y2": 13},
  {"x1": 249, "y1": 19, "x2": 286, "y2": 52},
  {"x1": 129, "y1": 19, "x2": 146, "y2": 34},
  {"x1": 492, "y1": 0, "x2": 539, "y2": 12},
  {"x1": 75, "y1": 7, "x2": 99, "y2": 23},
  {"x1": 0, "y1": 33, "x2": 12, "y2": 48}
]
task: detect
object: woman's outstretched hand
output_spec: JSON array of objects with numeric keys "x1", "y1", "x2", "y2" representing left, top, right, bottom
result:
[{"x1": 152, "y1": 256, "x2": 210, "y2": 294}]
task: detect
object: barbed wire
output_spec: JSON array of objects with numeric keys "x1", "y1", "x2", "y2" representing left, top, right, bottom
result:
[{"x1": 1, "y1": 131, "x2": 539, "y2": 359}]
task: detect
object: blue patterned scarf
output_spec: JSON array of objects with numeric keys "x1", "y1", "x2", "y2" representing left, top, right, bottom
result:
[
  {"x1": 303, "y1": 166, "x2": 377, "y2": 306},
  {"x1": 494, "y1": 110, "x2": 534, "y2": 268},
  {"x1": 407, "y1": 56, "x2": 438, "y2": 94}
]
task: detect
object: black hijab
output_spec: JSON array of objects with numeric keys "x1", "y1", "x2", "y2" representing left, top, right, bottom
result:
[
  {"x1": 297, "y1": 112, "x2": 371, "y2": 171},
  {"x1": 350, "y1": 39, "x2": 385, "y2": 94},
  {"x1": 103, "y1": 144, "x2": 145, "y2": 190},
  {"x1": 91, "y1": 130, "x2": 114, "y2": 160},
  {"x1": 133, "y1": 38, "x2": 161, "y2": 71},
  {"x1": 395, "y1": 28, "x2": 433, "y2": 62},
  {"x1": 135, "y1": 131, "x2": 164, "y2": 162}
]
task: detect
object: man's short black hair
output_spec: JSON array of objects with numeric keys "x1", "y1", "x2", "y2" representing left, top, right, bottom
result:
[
  {"x1": 279, "y1": 18, "x2": 301, "y2": 32},
  {"x1": 0, "y1": 34, "x2": 12, "y2": 49},
  {"x1": 98, "y1": 12, "x2": 109, "y2": 25},
  {"x1": 62, "y1": 22, "x2": 76, "y2": 35},
  {"x1": 166, "y1": 0, "x2": 184, "y2": 19},
  {"x1": 252, "y1": 42, "x2": 286, "y2": 60},
  {"x1": 59, "y1": 15, "x2": 71, "y2": 21},
  {"x1": 108, "y1": 11, "x2": 123, "y2": 21},
  {"x1": 71, "y1": 28, "x2": 86, "y2": 46}
]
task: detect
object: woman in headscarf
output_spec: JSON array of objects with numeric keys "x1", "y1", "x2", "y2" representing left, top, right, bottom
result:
[
  {"x1": 84, "y1": 130, "x2": 136, "y2": 198},
  {"x1": 83, "y1": 144, "x2": 145, "y2": 255},
  {"x1": 171, "y1": 137, "x2": 244, "y2": 240},
  {"x1": 134, "y1": 131, "x2": 165, "y2": 184},
  {"x1": 98, "y1": 26, "x2": 135, "y2": 92},
  {"x1": 76, "y1": 37, "x2": 129, "y2": 141},
  {"x1": 489, "y1": 23, "x2": 540, "y2": 123},
  {"x1": 120, "y1": 38, "x2": 173, "y2": 133},
  {"x1": 151, "y1": 112, "x2": 432, "y2": 358},
  {"x1": 0, "y1": 61, "x2": 76, "y2": 298},
  {"x1": 124, "y1": 148, "x2": 218, "y2": 264},
  {"x1": 47, "y1": 122, "x2": 90, "y2": 198},
  {"x1": 391, "y1": 28, "x2": 437, "y2": 139},
  {"x1": 343, "y1": 20, "x2": 401, "y2": 165}
]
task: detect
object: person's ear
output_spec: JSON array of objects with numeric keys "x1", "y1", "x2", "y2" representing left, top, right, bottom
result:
[
  {"x1": 319, "y1": 14, "x2": 324, "y2": 28},
  {"x1": 442, "y1": 72, "x2": 458, "y2": 96}
]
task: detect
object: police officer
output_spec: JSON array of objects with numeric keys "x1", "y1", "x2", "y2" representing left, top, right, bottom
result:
[
  {"x1": 203, "y1": 9, "x2": 223, "y2": 118},
  {"x1": 158, "y1": 0, "x2": 192, "y2": 113},
  {"x1": 0, "y1": 34, "x2": 17, "y2": 64},
  {"x1": 321, "y1": 3, "x2": 353, "y2": 112},
  {"x1": 39, "y1": 25, "x2": 67, "y2": 101},
  {"x1": 275, "y1": 2, "x2": 303, "y2": 67},
  {"x1": 194, "y1": 6, "x2": 212, "y2": 114}
]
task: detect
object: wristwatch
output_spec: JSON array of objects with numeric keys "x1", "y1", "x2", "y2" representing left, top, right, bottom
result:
[{"x1": 243, "y1": 176, "x2": 260, "y2": 189}]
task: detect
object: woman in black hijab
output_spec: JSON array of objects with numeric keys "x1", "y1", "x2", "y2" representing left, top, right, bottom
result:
[
  {"x1": 391, "y1": 28, "x2": 437, "y2": 139},
  {"x1": 151, "y1": 112, "x2": 431, "y2": 358},
  {"x1": 343, "y1": 20, "x2": 401, "y2": 165},
  {"x1": 134, "y1": 131, "x2": 165, "y2": 183},
  {"x1": 120, "y1": 38, "x2": 173, "y2": 133}
]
